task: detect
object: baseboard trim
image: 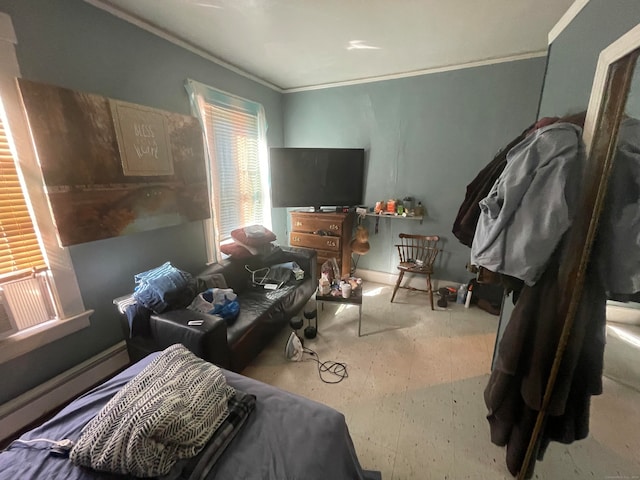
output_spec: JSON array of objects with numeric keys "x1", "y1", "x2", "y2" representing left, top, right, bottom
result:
[
  {"x1": 0, "y1": 341, "x2": 129, "y2": 441},
  {"x1": 356, "y1": 268, "x2": 459, "y2": 291}
]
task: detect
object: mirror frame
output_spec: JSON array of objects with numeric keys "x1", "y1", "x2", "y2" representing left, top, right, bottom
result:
[{"x1": 517, "y1": 23, "x2": 640, "y2": 480}]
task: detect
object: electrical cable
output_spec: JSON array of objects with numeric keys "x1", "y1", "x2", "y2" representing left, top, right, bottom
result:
[
  {"x1": 8, "y1": 438, "x2": 74, "y2": 456},
  {"x1": 302, "y1": 347, "x2": 348, "y2": 384},
  {"x1": 11, "y1": 438, "x2": 68, "y2": 446}
]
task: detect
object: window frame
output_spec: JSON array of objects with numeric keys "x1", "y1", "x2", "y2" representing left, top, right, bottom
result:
[
  {"x1": 0, "y1": 12, "x2": 91, "y2": 364},
  {"x1": 186, "y1": 79, "x2": 271, "y2": 264}
]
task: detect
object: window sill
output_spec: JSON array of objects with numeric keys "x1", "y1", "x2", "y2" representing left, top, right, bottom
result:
[{"x1": 0, "y1": 310, "x2": 93, "y2": 365}]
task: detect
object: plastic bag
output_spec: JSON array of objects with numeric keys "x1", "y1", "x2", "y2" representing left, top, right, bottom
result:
[
  {"x1": 188, "y1": 288, "x2": 240, "y2": 323},
  {"x1": 211, "y1": 297, "x2": 240, "y2": 322}
]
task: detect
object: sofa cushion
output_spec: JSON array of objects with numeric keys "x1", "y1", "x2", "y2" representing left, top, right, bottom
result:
[
  {"x1": 231, "y1": 225, "x2": 276, "y2": 247},
  {"x1": 220, "y1": 242, "x2": 253, "y2": 259},
  {"x1": 226, "y1": 285, "x2": 297, "y2": 347}
]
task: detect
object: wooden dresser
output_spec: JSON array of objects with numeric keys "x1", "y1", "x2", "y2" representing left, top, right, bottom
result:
[{"x1": 289, "y1": 211, "x2": 355, "y2": 278}]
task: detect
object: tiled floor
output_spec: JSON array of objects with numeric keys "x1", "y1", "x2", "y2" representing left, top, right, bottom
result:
[{"x1": 242, "y1": 282, "x2": 640, "y2": 479}]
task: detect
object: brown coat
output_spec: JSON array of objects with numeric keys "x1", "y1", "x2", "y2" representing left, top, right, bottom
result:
[{"x1": 484, "y1": 249, "x2": 606, "y2": 477}]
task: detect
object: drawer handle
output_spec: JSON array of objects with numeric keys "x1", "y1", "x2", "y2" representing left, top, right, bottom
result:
[
  {"x1": 295, "y1": 221, "x2": 302, "y2": 227},
  {"x1": 329, "y1": 224, "x2": 339, "y2": 230},
  {"x1": 292, "y1": 236, "x2": 301, "y2": 242},
  {"x1": 326, "y1": 240, "x2": 337, "y2": 247}
]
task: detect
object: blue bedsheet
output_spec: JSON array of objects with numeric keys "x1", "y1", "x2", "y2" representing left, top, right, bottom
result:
[{"x1": 0, "y1": 353, "x2": 381, "y2": 480}]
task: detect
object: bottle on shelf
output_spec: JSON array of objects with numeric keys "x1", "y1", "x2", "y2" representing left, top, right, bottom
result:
[
  {"x1": 386, "y1": 199, "x2": 396, "y2": 213},
  {"x1": 415, "y1": 201, "x2": 424, "y2": 217}
]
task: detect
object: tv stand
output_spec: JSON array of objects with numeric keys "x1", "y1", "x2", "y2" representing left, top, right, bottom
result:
[{"x1": 289, "y1": 211, "x2": 355, "y2": 278}]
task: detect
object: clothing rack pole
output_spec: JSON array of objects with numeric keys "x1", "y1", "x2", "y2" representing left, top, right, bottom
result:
[{"x1": 515, "y1": 55, "x2": 635, "y2": 480}]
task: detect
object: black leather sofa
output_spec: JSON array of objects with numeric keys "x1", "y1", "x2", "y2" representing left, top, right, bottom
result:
[{"x1": 118, "y1": 247, "x2": 317, "y2": 372}]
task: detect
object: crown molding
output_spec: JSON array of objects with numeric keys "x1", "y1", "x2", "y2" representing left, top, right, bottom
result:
[
  {"x1": 283, "y1": 50, "x2": 548, "y2": 93},
  {"x1": 548, "y1": 0, "x2": 589, "y2": 44}
]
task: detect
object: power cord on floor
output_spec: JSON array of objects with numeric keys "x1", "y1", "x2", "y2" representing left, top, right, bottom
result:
[{"x1": 303, "y1": 347, "x2": 348, "y2": 384}]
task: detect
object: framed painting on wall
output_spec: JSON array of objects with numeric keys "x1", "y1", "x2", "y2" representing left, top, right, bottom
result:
[{"x1": 17, "y1": 78, "x2": 210, "y2": 246}]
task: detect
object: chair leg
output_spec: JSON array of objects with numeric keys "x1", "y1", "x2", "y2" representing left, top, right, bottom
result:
[
  {"x1": 391, "y1": 271, "x2": 404, "y2": 302},
  {"x1": 427, "y1": 274, "x2": 434, "y2": 310}
]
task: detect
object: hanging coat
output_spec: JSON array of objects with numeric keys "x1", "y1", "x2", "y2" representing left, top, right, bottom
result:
[
  {"x1": 471, "y1": 123, "x2": 585, "y2": 286},
  {"x1": 484, "y1": 247, "x2": 607, "y2": 477},
  {"x1": 452, "y1": 117, "x2": 560, "y2": 247}
]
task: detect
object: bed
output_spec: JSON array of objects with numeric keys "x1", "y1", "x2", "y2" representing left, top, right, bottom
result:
[{"x1": 0, "y1": 350, "x2": 381, "y2": 480}]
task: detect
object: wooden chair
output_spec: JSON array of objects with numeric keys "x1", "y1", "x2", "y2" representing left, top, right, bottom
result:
[{"x1": 390, "y1": 234, "x2": 440, "y2": 310}]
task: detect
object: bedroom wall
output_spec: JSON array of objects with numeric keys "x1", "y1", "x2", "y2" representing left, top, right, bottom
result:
[
  {"x1": 538, "y1": 0, "x2": 640, "y2": 118},
  {"x1": 282, "y1": 57, "x2": 547, "y2": 284},
  {"x1": 0, "y1": 0, "x2": 284, "y2": 404}
]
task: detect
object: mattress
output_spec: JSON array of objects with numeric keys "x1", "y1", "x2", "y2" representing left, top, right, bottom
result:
[{"x1": 0, "y1": 352, "x2": 381, "y2": 480}]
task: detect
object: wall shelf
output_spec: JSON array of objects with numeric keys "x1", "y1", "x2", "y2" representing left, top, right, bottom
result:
[
  {"x1": 364, "y1": 213, "x2": 424, "y2": 232},
  {"x1": 365, "y1": 213, "x2": 423, "y2": 222}
]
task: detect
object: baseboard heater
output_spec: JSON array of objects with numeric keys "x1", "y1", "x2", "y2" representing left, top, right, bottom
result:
[{"x1": 0, "y1": 341, "x2": 129, "y2": 442}]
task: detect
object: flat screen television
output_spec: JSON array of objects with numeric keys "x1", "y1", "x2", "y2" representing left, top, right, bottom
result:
[{"x1": 269, "y1": 147, "x2": 365, "y2": 210}]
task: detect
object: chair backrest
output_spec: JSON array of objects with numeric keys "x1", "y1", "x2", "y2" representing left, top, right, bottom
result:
[{"x1": 395, "y1": 233, "x2": 440, "y2": 268}]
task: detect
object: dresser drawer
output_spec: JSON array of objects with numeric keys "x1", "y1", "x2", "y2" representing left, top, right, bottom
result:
[
  {"x1": 290, "y1": 232, "x2": 341, "y2": 252},
  {"x1": 290, "y1": 213, "x2": 343, "y2": 235}
]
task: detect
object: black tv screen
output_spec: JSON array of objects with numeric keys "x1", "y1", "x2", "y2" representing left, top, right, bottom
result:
[{"x1": 269, "y1": 147, "x2": 365, "y2": 209}]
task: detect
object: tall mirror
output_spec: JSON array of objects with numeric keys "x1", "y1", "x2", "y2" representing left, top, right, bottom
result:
[{"x1": 516, "y1": 24, "x2": 640, "y2": 480}]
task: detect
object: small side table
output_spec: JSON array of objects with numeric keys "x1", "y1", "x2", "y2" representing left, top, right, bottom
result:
[{"x1": 316, "y1": 286, "x2": 364, "y2": 336}]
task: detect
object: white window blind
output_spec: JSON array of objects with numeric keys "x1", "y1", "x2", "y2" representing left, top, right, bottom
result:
[
  {"x1": 0, "y1": 110, "x2": 47, "y2": 280},
  {"x1": 203, "y1": 102, "x2": 267, "y2": 241}
]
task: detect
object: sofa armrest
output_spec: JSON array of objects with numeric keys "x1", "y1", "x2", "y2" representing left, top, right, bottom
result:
[
  {"x1": 150, "y1": 309, "x2": 232, "y2": 369},
  {"x1": 272, "y1": 246, "x2": 317, "y2": 281}
]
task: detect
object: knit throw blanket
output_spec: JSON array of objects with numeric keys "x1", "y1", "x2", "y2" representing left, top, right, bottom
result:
[{"x1": 70, "y1": 344, "x2": 235, "y2": 477}]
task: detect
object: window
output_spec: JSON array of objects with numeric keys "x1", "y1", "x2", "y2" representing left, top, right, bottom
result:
[
  {"x1": 0, "y1": 12, "x2": 90, "y2": 363},
  {"x1": 185, "y1": 79, "x2": 270, "y2": 262},
  {"x1": 0, "y1": 100, "x2": 56, "y2": 337},
  {"x1": 0, "y1": 111, "x2": 47, "y2": 278}
]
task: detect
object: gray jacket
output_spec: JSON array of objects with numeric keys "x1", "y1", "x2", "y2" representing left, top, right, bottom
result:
[{"x1": 471, "y1": 123, "x2": 584, "y2": 286}]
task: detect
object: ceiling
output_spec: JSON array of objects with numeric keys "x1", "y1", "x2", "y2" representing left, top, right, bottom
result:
[{"x1": 88, "y1": 0, "x2": 576, "y2": 92}]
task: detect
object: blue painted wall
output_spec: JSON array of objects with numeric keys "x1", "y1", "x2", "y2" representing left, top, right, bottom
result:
[
  {"x1": 282, "y1": 58, "x2": 547, "y2": 283},
  {"x1": 0, "y1": 0, "x2": 284, "y2": 403},
  {"x1": 539, "y1": 0, "x2": 640, "y2": 118}
]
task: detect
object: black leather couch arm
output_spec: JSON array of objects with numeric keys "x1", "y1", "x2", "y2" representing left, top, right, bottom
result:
[{"x1": 149, "y1": 309, "x2": 231, "y2": 369}]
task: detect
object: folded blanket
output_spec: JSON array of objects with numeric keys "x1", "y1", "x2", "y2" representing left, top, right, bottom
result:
[
  {"x1": 171, "y1": 389, "x2": 257, "y2": 480},
  {"x1": 70, "y1": 344, "x2": 235, "y2": 477}
]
